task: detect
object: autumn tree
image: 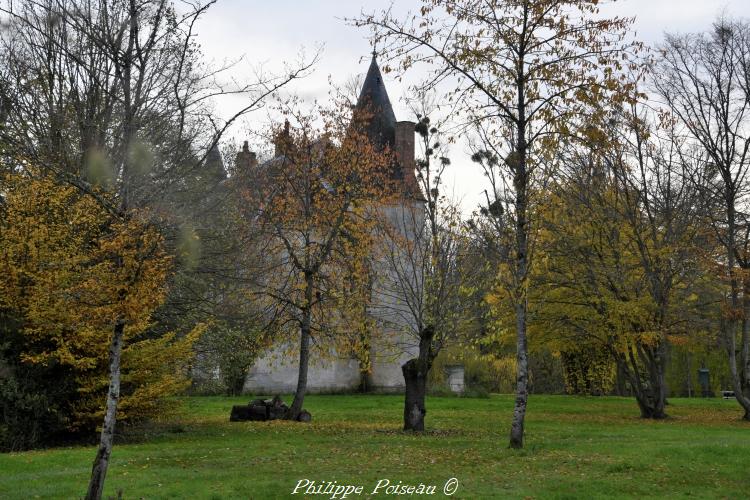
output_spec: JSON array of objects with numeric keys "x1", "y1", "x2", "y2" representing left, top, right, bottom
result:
[
  {"x1": 357, "y1": 0, "x2": 641, "y2": 446},
  {"x1": 249, "y1": 107, "x2": 391, "y2": 420},
  {"x1": 654, "y1": 17, "x2": 750, "y2": 419},
  {"x1": 0, "y1": 0, "x2": 314, "y2": 194},
  {"x1": 0, "y1": 171, "x2": 199, "y2": 451},
  {"x1": 534, "y1": 102, "x2": 703, "y2": 418}
]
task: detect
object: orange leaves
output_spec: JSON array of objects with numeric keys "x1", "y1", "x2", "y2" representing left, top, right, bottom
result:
[{"x1": 246, "y1": 105, "x2": 393, "y2": 347}]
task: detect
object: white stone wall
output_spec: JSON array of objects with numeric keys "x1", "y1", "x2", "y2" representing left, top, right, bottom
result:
[
  {"x1": 242, "y1": 199, "x2": 424, "y2": 394},
  {"x1": 243, "y1": 343, "x2": 361, "y2": 394},
  {"x1": 367, "y1": 202, "x2": 424, "y2": 390}
]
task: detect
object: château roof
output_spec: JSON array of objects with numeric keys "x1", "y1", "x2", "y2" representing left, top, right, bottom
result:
[
  {"x1": 205, "y1": 143, "x2": 227, "y2": 180},
  {"x1": 354, "y1": 53, "x2": 397, "y2": 151}
]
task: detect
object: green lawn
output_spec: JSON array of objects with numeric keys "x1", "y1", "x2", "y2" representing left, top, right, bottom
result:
[{"x1": 1, "y1": 395, "x2": 749, "y2": 499}]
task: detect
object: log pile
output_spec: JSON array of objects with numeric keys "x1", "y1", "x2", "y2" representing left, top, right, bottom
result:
[{"x1": 229, "y1": 395, "x2": 311, "y2": 422}]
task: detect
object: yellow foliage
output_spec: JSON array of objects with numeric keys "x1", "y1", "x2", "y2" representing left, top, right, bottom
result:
[
  {"x1": 119, "y1": 324, "x2": 205, "y2": 421},
  {"x1": 0, "y1": 171, "x2": 196, "y2": 432}
]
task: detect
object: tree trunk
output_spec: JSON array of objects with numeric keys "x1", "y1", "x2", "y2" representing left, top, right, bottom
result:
[
  {"x1": 640, "y1": 350, "x2": 667, "y2": 419},
  {"x1": 635, "y1": 395, "x2": 667, "y2": 419},
  {"x1": 402, "y1": 359, "x2": 428, "y2": 431},
  {"x1": 616, "y1": 347, "x2": 667, "y2": 419},
  {"x1": 509, "y1": 97, "x2": 530, "y2": 448},
  {"x1": 357, "y1": 335, "x2": 372, "y2": 393},
  {"x1": 509, "y1": 13, "x2": 530, "y2": 448},
  {"x1": 632, "y1": 349, "x2": 667, "y2": 419},
  {"x1": 724, "y1": 213, "x2": 750, "y2": 420},
  {"x1": 287, "y1": 272, "x2": 314, "y2": 421},
  {"x1": 358, "y1": 370, "x2": 372, "y2": 393},
  {"x1": 725, "y1": 207, "x2": 750, "y2": 419},
  {"x1": 631, "y1": 374, "x2": 667, "y2": 419},
  {"x1": 743, "y1": 356, "x2": 750, "y2": 415},
  {"x1": 614, "y1": 361, "x2": 628, "y2": 396},
  {"x1": 401, "y1": 325, "x2": 434, "y2": 432},
  {"x1": 741, "y1": 275, "x2": 750, "y2": 400},
  {"x1": 287, "y1": 320, "x2": 310, "y2": 420},
  {"x1": 726, "y1": 323, "x2": 750, "y2": 420},
  {"x1": 85, "y1": 320, "x2": 125, "y2": 500},
  {"x1": 509, "y1": 301, "x2": 529, "y2": 448},
  {"x1": 655, "y1": 338, "x2": 669, "y2": 408},
  {"x1": 742, "y1": 318, "x2": 750, "y2": 400}
]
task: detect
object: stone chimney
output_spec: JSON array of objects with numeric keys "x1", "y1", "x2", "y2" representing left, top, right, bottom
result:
[
  {"x1": 394, "y1": 120, "x2": 420, "y2": 198},
  {"x1": 235, "y1": 141, "x2": 258, "y2": 172}
]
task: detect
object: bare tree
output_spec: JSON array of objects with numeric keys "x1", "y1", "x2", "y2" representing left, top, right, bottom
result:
[
  {"x1": 374, "y1": 113, "x2": 474, "y2": 431},
  {"x1": 612, "y1": 106, "x2": 703, "y2": 417},
  {"x1": 654, "y1": 17, "x2": 750, "y2": 418}
]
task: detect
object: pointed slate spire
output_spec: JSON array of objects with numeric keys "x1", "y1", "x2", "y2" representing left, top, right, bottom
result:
[
  {"x1": 205, "y1": 143, "x2": 226, "y2": 180},
  {"x1": 354, "y1": 52, "x2": 397, "y2": 151}
]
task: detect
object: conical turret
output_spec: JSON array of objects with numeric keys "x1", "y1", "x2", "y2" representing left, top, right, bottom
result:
[
  {"x1": 354, "y1": 53, "x2": 397, "y2": 152},
  {"x1": 205, "y1": 143, "x2": 227, "y2": 181}
]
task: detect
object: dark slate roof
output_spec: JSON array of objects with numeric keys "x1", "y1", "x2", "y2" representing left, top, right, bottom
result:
[
  {"x1": 205, "y1": 144, "x2": 227, "y2": 180},
  {"x1": 206, "y1": 144, "x2": 222, "y2": 165},
  {"x1": 354, "y1": 53, "x2": 397, "y2": 151}
]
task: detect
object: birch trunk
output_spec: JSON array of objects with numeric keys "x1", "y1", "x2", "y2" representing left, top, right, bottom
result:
[
  {"x1": 85, "y1": 320, "x2": 125, "y2": 500},
  {"x1": 509, "y1": 23, "x2": 530, "y2": 447}
]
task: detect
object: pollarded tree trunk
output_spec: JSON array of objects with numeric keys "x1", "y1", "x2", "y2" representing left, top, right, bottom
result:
[
  {"x1": 85, "y1": 319, "x2": 125, "y2": 500},
  {"x1": 402, "y1": 326, "x2": 435, "y2": 432},
  {"x1": 402, "y1": 359, "x2": 428, "y2": 431}
]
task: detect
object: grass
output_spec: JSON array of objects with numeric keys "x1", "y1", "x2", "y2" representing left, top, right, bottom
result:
[{"x1": 1, "y1": 395, "x2": 749, "y2": 499}]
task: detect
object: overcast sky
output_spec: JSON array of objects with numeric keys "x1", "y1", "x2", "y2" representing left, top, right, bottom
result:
[{"x1": 196, "y1": 0, "x2": 750, "y2": 213}]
